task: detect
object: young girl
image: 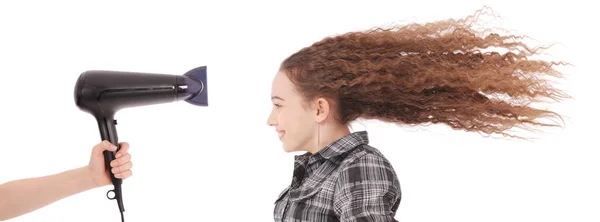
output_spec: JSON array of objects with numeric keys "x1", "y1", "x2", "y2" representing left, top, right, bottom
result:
[{"x1": 267, "y1": 9, "x2": 569, "y2": 222}]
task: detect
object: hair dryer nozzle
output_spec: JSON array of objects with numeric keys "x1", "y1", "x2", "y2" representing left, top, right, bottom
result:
[{"x1": 182, "y1": 66, "x2": 208, "y2": 106}]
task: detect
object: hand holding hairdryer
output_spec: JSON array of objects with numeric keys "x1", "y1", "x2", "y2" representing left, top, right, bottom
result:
[
  {"x1": 89, "y1": 141, "x2": 133, "y2": 187},
  {"x1": 74, "y1": 66, "x2": 208, "y2": 221}
]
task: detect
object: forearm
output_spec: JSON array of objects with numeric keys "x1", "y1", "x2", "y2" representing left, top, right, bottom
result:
[{"x1": 0, "y1": 166, "x2": 97, "y2": 221}]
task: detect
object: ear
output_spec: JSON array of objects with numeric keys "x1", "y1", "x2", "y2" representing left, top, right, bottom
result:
[{"x1": 314, "y1": 97, "x2": 330, "y2": 123}]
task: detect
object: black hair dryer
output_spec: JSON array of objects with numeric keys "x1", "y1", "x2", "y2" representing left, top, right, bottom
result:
[{"x1": 74, "y1": 66, "x2": 208, "y2": 221}]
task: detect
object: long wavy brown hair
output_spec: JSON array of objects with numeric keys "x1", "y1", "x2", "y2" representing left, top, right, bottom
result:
[{"x1": 279, "y1": 7, "x2": 571, "y2": 139}]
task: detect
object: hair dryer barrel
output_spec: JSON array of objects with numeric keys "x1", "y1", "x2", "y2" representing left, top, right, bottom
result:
[{"x1": 74, "y1": 66, "x2": 207, "y2": 116}]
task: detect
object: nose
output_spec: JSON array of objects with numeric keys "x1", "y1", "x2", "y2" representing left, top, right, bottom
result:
[
  {"x1": 267, "y1": 117, "x2": 276, "y2": 127},
  {"x1": 267, "y1": 110, "x2": 277, "y2": 126}
]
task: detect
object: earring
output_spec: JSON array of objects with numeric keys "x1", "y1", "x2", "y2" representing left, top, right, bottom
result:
[{"x1": 316, "y1": 122, "x2": 320, "y2": 152}]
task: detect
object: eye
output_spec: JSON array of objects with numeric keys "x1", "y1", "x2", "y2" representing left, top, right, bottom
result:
[{"x1": 273, "y1": 104, "x2": 282, "y2": 109}]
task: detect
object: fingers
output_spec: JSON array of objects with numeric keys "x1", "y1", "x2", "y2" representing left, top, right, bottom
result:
[
  {"x1": 115, "y1": 169, "x2": 132, "y2": 179},
  {"x1": 110, "y1": 153, "x2": 131, "y2": 167},
  {"x1": 92, "y1": 140, "x2": 117, "y2": 155},
  {"x1": 111, "y1": 161, "x2": 133, "y2": 179},
  {"x1": 111, "y1": 161, "x2": 132, "y2": 174},
  {"x1": 115, "y1": 142, "x2": 129, "y2": 158},
  {"x1": 110, "y1": 142, "x2": 132, "y2": 179}
]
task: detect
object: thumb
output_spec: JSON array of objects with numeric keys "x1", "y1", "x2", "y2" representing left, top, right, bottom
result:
[{"x1": 92, "y1": 140, "x2": 118, "y2": 155}]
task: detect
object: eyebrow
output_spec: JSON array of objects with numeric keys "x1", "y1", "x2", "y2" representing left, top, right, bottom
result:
[{"x1": 271, "y1": 96, "x2": 284, "y2": 101}]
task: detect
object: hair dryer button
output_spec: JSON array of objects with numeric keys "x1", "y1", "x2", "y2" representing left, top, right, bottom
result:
[{"x1": 113, "y1": 120, "x2": 117, "y2": 125}]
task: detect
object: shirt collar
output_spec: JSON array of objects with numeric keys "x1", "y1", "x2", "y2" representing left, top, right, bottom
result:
[
  {"x1": 317, "y1": 130, "x2": 369, "y2": 159},
  {"x1": 289, "y1": 131, "x2": 370, "y2": 189},
  {"x1": 295, "y1": 131, "x2": 369, "y2": 162}
]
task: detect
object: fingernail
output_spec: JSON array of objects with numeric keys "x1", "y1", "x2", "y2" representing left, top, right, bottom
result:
[
  {"x1": 115, "y1": 174, "x2": 121, "y2": 178},
  {"x1": 112, "y1": 167, "x2": 120, "y2": 173},
  {"x1": 115, "y1": 153, "x2": 121, "y2": 158}
]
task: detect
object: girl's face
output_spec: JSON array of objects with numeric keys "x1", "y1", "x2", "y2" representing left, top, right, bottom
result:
[{"x1": 267, "y1": 71, "x2": 318, "y2": 153}]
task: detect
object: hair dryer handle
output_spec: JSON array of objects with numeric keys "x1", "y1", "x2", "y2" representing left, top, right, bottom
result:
[
  {"x1": 103, "y1": 145, "x2": 123, "y2": 191},
  {"x1": 97, "y1": 116, "x2": 125, "y2": 219}
]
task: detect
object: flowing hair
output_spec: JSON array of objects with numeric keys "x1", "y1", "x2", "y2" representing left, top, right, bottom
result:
[{"x1": 279, "y1": 7, "x2": 571, "y2": 139}]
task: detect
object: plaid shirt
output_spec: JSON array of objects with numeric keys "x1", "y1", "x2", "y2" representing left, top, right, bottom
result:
[{"x1": 273, "y1": 131, "x2": 401, "y2": 222}]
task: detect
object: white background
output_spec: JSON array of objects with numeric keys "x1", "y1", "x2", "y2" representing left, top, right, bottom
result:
[{"x1": 0, "y1": 0, "x2": 597, "y2": 221}]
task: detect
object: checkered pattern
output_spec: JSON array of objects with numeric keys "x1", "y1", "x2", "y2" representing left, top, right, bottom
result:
[{"x1": 274, "y1": 131, "x2": 401, "y2": 221}]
